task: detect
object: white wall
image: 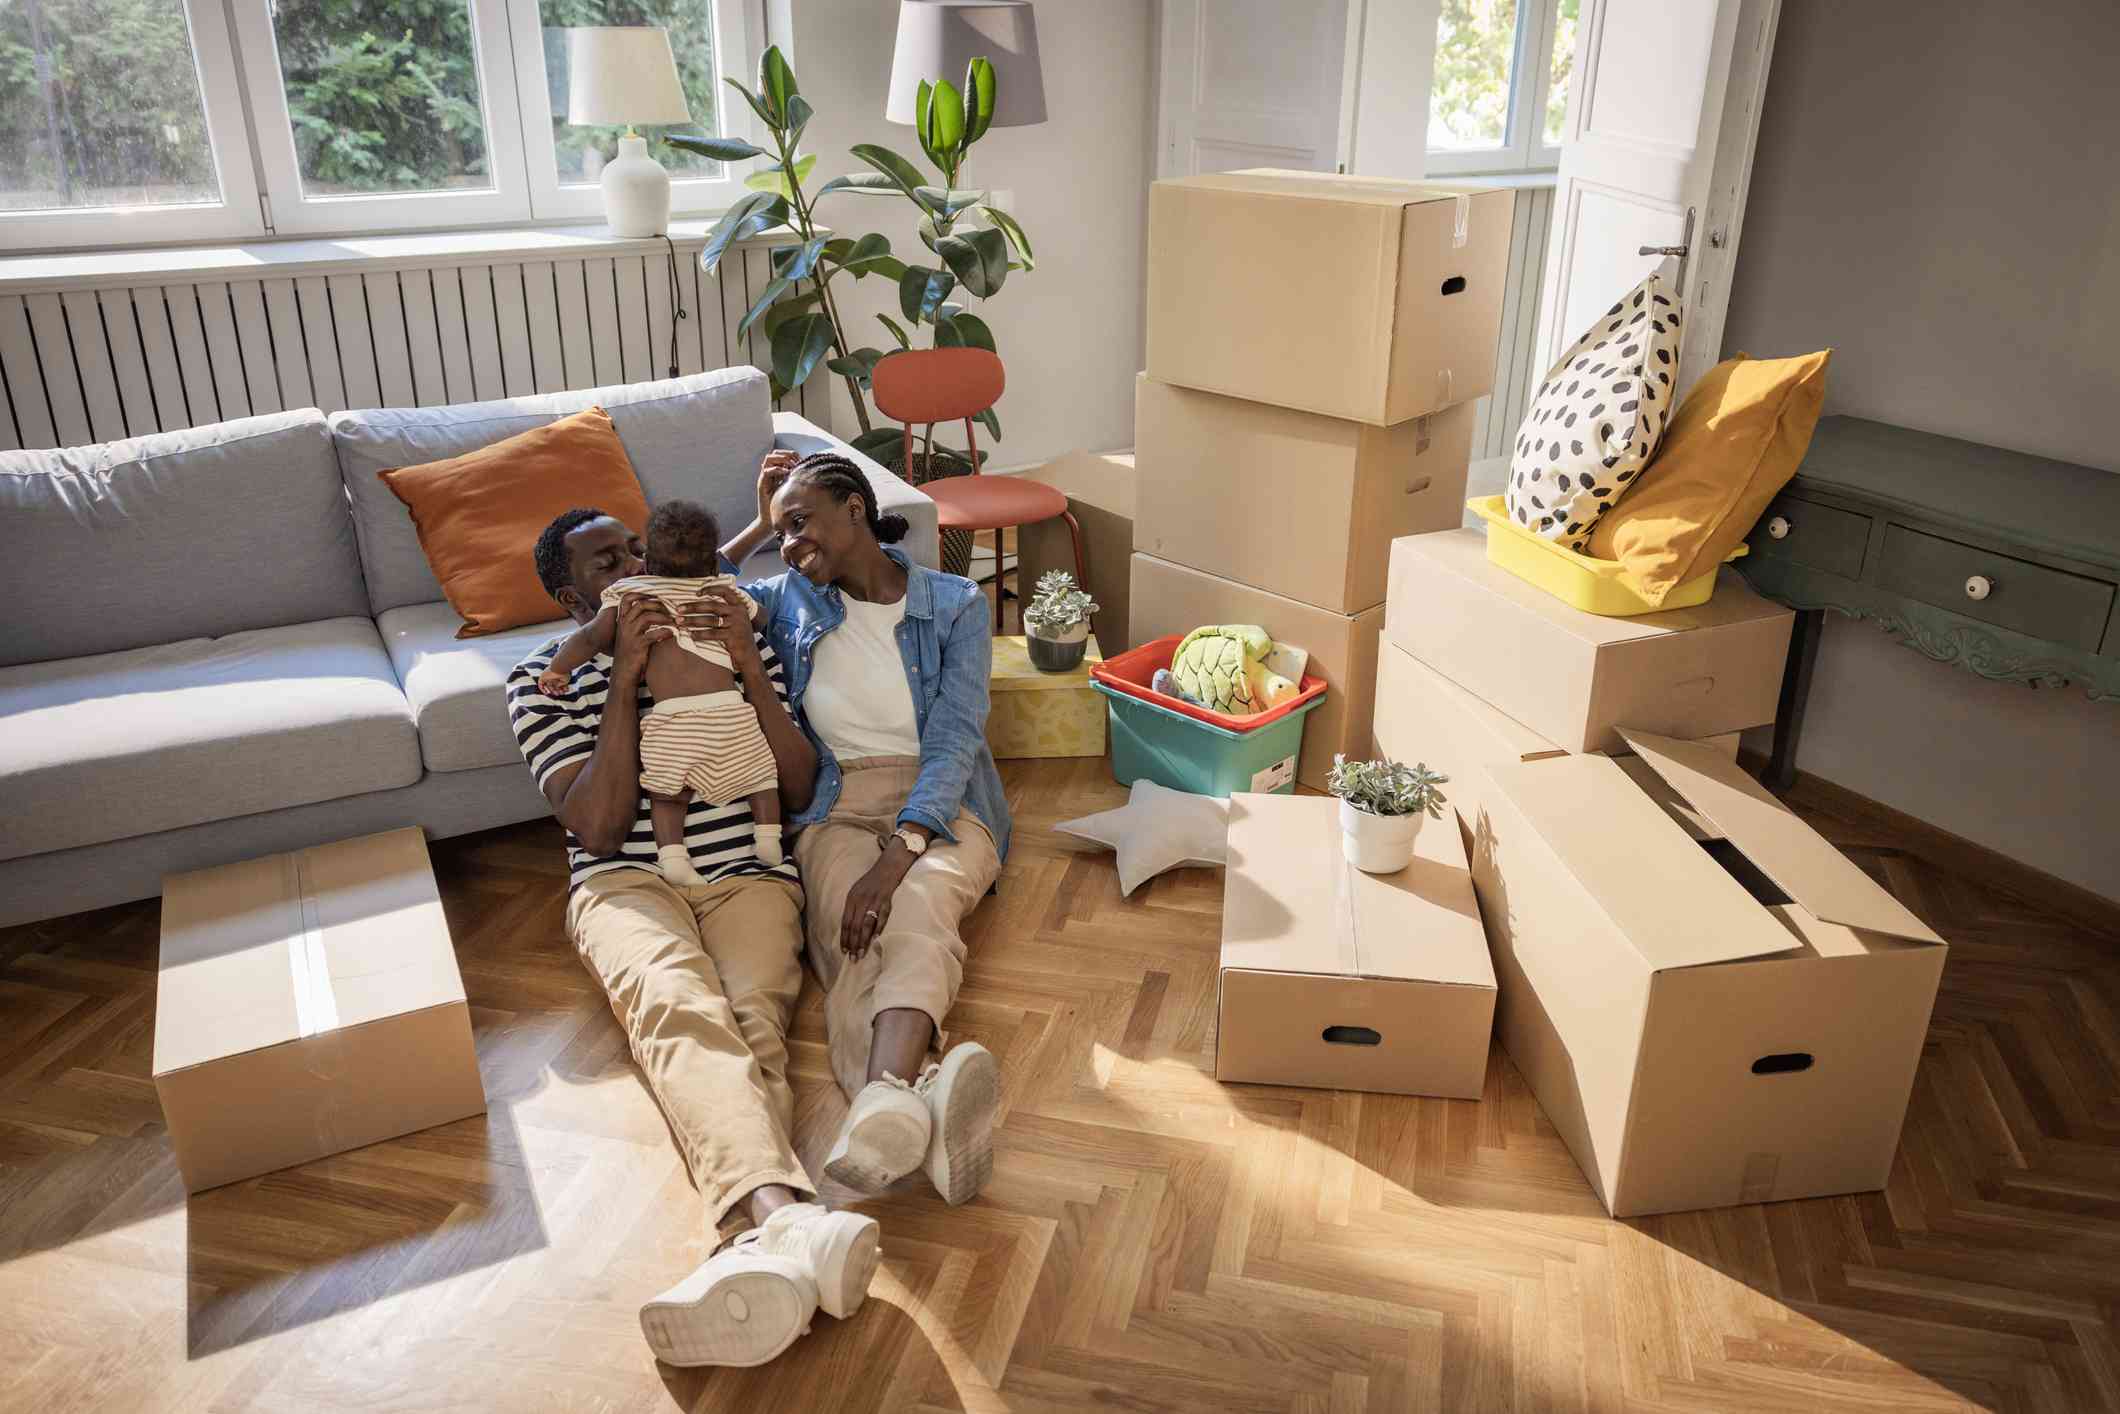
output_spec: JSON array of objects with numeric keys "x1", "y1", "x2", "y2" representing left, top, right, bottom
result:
[
  {"x1": 1723, "y1": 0, "x2": 2120, "y2": 902},
  {"x1": 786, "y1": 0, "x2": 1154, "y2": 467}
]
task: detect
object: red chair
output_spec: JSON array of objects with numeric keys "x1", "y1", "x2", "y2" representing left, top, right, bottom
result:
[{"x1": 872, "y1": 347, "x2": 1087, "y2": 633}]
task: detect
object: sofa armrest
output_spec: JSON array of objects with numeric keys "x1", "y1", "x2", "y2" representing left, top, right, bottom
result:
[{"x1": 772, "y1": 412, "x2": 939, "y2": 571}]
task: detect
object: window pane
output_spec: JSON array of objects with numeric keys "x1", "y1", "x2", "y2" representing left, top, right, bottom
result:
[
  {"x1": 538, "y1": 3, "x2": 721, "y2": 188},
  {"x1": 1429, "y1": 0, "x2": 1518, "y2": 152},
  {"x1": 1544, "y1": 0, "x2": 1579, "y2": 146},
  {"x1": 267, "y1": 0, "x2": 493, "y2": 197},
  {"x1": 0, "y1": 0, "x2": 220, "y2": 211}
]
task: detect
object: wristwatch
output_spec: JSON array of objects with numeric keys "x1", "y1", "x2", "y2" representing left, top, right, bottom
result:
[{"x1": 891, "y1": 827, "x2": 928, "y2": 858}]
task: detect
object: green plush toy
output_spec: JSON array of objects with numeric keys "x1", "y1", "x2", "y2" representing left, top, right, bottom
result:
[{"x1": 1169, "y1": 624, "x2": 1300, "y2": 715}]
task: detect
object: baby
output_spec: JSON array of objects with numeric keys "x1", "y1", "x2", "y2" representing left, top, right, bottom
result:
[{"x1": 538, "y1": 500, "x2": 783, "y2": 882}]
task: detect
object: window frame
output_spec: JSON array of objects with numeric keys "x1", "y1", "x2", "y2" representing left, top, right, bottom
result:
[
  {"x1": 0, "y1": 0, "x2": 266, "y2": 249},
  {"x1": 1425, "y1": 0, "x2": 1571, "y2": 178}
]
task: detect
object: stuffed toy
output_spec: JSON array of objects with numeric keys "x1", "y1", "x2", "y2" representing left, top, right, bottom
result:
[{"x1": 1167, "y1": 625, "x2": 1300, "y2": 716}]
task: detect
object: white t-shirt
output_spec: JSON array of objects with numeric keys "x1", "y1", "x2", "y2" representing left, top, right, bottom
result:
[{"x1": 803, "y1": 592, "x2": 921, "y2": 761}]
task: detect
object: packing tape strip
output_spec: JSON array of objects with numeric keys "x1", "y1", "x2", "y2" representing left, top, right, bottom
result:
[
  {"x1": 1335, "y1": 853, "x2": 1362, "y2": 978},
  {"x1": 286, "y1": 849, "x2": 342, "y2": 1038},
  {"x1": 1452, "y1": 192, "x2": 1470, "y2": 249}
]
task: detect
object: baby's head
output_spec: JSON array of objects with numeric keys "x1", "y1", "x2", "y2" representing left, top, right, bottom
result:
[{"x1": 643, "y1": 500, "x2": 722, "y2": 577}]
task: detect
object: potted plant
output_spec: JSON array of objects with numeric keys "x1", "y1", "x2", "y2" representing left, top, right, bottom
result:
[
  {"x1": 1022, "y1": 570, "x2": 1098, "y2": 672},
  {"x1": 1325, "y1": 755, "x2": 1450, "y2": 874}
]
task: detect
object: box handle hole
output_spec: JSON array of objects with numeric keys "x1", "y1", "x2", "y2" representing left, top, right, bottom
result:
[
  {"x1": 1440, "y1": 276, "x2": 1468, "y2": 296},
  {"x1": 1322, "y1": 1025, "x2": 1382, "y2": 1047},
  {"x1": 1751, "y1": 1052, "x2": 1813, "y2": 1075}
]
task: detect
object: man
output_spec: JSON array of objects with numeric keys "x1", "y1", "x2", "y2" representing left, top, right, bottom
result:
[{"x1": 505, "y1": 457, "x2": 874, "y2": 1370}]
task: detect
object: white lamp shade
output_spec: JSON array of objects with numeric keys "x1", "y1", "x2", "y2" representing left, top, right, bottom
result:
[
  {"x1": 886, "y1": 1, "x2": 1047, "y2": 128},
  {"x1": 566, "y1": 27, "x2": 691, "y2": 128}
]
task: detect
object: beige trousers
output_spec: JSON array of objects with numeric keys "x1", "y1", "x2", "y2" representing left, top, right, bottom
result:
[
  {"x1": 565, "y1": 869, "x2": 814, "y2": 1229},
  {"x1": 795, "y1": 757, "x2": 1003, "y2": 1100}
]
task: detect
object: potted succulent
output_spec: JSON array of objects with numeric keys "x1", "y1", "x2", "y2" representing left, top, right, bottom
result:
[
  {"x1": 1022, "y1": 570, "x2": 1098, "y2": 672},
  {"x1": 1326, "y1": 755, "x2": 1450, "y2": 874}
]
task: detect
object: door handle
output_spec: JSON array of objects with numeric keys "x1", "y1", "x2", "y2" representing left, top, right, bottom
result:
[{"x1": 1639, "y1": 208, "x2": 1697, "y2": 302}]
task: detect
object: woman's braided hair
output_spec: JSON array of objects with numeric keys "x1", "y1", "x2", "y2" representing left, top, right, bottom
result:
[{"x1": 787, "y1": 451, "x2": 909, "y2": 545}]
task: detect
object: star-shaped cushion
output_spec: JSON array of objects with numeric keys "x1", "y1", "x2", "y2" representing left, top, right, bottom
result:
[{"x1": 1057, "y1": 779, "x2": 1231, "y2": 897}]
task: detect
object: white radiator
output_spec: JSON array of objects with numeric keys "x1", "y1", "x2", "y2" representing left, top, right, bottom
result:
[
  {"x1": 1470, "y1": 183, "x2": 1557, "y2": 461},
  {"x1": 0, "y1": 233, "x2": 827, "y2": 452}
]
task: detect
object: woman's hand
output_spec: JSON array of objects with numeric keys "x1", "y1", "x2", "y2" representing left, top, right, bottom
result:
[
  {"x1": 679, "y1": 586, "x2": 763, "y2": 677},
  {"x1": 757, "y1": 448, "x2": 798, "y2": 525},
  {"x1": 840, "y1": 841, "x2": 916, "y2": 960}
]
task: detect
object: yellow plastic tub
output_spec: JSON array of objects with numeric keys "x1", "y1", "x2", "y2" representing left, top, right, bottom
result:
[{"x1": 1464, "y1": 496, "x2": 1747, "y2": 617}]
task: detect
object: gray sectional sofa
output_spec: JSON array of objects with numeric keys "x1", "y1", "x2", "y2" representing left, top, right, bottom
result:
[{"x1": 0, "y1": 367, "x2": 937, "y2": 927}]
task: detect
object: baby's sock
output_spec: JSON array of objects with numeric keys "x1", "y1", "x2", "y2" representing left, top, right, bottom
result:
[
  {"x1": 657, "y1": 844, "x2": 707, "y2": 887},
  {"x1": 754, "y1": 824, "x2": 785, "y2": 868}
]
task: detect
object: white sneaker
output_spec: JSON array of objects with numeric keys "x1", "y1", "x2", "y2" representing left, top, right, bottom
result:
[
  {"x1": 639, "y1": 1248, "x2": 817, "y2": 1368},
  {"x1": 734, "y1": 1201, "x2": 882, "y2": 1319},
  {"x1": 823, "y1": 1076, "x2": 932, "y2": 1193},
  {"x1": 916, "y1": 1043, "x2": 1000, "y2": 1207}
]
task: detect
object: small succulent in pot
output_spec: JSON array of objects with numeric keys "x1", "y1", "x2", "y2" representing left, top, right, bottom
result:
[
  {"x1": 1023, "y1": 569, "x2": 1099, "y2": 671},
  {"x1": 1326, "y1": 755, "x2": 1450, "y2": 873}
]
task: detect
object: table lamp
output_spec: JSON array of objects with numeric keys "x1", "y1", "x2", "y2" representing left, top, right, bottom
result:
[
  {"x1": 567, "y1": 27, "x2": 692, "y2": 238},
  {"x1": 885, "y1": 1, "x2": 1047, "y2": 128}
]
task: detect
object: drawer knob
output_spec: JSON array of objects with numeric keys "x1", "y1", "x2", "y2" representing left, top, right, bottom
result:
[
  {"x1": 1766, "y1": 516, "x2": 1791, "y2": 539},
  {"x1": 1965, "y1": 574, "x2": 1995, "y2": 601}
]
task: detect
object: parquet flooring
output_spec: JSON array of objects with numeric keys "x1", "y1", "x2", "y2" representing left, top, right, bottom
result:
[{"x1": 4, "y1": 756, "x2": 2118, "y2": 1413}]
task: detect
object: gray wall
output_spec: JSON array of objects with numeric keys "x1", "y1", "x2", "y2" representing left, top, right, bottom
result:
[{"x1": 1723, "y1": 0, "x2": 2120, "y2": 902}]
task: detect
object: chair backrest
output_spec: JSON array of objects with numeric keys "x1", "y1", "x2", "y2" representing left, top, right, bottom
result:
[{"x1": 872, "y1": 348, "x2": 1005, "y2": 425}]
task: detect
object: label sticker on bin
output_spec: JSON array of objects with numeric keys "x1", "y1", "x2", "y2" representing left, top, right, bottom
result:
[{"x1": 1251, "y1": 756, "x2": 1297, "y2": 793}]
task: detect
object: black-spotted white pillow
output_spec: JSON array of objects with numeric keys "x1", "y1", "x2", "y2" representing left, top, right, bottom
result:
[{"x1": 1505, "y1": 272, "x2": 1683, "y2": 549}]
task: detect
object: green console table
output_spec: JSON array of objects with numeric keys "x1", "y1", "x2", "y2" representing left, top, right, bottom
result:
[{"x1": 1738, "y1": 416, "x2": 2120, "y2": 789}]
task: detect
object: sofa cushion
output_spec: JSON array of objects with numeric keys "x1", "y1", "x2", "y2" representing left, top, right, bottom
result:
[
  {"x1": 0, "y1": 618, "x2": 420, "y2": 862},
  {"x1": 333, "y1": 368, "x2": 776, "y2": 616},
  {"x1": 0, "y1": 410, "x2": 369, "y2": 669},
  {"x1": 377, "y1": 601, "x2": 569, "y2": 773}
]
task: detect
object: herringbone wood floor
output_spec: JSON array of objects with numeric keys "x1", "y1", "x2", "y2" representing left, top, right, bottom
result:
[{"x1": 4, "y1": 757, "x2": 2119, "y2": 1413}]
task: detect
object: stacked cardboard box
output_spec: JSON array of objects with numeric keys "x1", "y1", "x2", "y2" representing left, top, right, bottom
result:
[
  {"x1": 1373, "y1": 528, "x2": 1949, "y2": 1216},
  {"x1": 1126, "y1": 170, "x2": 1516, "y2": 788}
]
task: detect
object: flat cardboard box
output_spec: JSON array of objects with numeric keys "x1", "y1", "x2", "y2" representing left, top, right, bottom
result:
[
  {"x1": 1128, "y1": 551, "x2": 1383, "y2": 791},
  {"x1": 1147, "y1": 170, "x2": 1514, "y2": 424},
  {"x1": 1370, "y1": 639, "x2": 1741, "y2": 837},
  {"x1": 1470, "y1": 732, "x2": 1946, "y2": 1217},
  {"x1": 989, "y1": 634, "x2": 1106, "y2": 759},
  {"x1": 1386, "y1": 529, "x2": 1793, "y2": 754},
  {"x1": 1133, "y1": 374, "x2": 1474, "y2": 613},
  {"x1": 1219, "y1": 792, "x2": 1494, "y2": 1097},
  {"x1": 154, "y1": 828, "x2": 487, "y2": 1193},
  {"x1": 1018, "y1": 450, "x2": 1134, "y2": 651}
]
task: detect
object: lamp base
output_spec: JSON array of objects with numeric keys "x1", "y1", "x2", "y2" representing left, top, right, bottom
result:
[{"x1": 600, "y1": 134, "x2": 671, "y2": 239}]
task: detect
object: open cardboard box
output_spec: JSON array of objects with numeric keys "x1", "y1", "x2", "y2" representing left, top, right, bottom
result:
[{"x1": 1471, "y1": 731, "x2": 1946, "y2": 1217}]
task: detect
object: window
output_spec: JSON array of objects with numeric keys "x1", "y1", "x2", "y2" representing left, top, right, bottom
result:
[
  {"x1": 1, "y1": 0, "x2": 763, "y2": 249},
  {"x1": 1426, "y1": 0, "x2": 1578, "y2": 176}
]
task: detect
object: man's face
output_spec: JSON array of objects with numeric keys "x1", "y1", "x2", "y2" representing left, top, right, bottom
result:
[{"x1": 557, "y1": 516, "x2": 644, "y2": 623}]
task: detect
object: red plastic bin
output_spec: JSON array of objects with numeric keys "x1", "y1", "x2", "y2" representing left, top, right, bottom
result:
[{"x1": 1090, "y1": 635, "x2": 1327, "y2": 730}]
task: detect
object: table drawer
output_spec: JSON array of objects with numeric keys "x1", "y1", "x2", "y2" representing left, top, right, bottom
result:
[
  {"x1": 1745, "y1": 494, "x2": 1870, "y2": 579},
  {"x1": 1875, "y1": 525, "x2": 2115, "y2": 651}
]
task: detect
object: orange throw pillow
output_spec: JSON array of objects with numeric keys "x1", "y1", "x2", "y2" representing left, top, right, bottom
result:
[
  {"x1": 1588, "y1": 350, "x2": 1831, "y2": 607},
  {"x1": 379, "y1": 407, "x2": 651, "y2": 638}
]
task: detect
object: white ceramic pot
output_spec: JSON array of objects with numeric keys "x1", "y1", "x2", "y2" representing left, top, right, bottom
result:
[{"x1": 1338, "y1": 798, "x2": 1421, "y2": 873}]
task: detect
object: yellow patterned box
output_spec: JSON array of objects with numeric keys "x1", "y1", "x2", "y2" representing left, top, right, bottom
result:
[{"x1": 988, "y1": 635, "x2": 1108, "y2": 759}]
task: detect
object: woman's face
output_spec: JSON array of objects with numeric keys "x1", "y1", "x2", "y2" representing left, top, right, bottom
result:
[{"x1": 772, "y1": 478, "x2": 865, "y2": 586}]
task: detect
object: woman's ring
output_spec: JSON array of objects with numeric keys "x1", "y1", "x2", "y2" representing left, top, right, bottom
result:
[{"x1": 865, "y1": 909, "x2": 880, "y2": 920}]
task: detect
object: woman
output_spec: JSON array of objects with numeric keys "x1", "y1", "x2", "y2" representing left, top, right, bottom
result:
[{"x1": 715, "y1": 450, "x2": 1010, "y2": 1207}]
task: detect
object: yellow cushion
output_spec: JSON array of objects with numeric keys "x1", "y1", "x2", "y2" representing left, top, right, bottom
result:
[
  {"x1": 379, "y1": 407, "x2": 652, "y2": 638},
  {"x1": 1588, "y1": 351, "x2": 1831, "y2": 607}
]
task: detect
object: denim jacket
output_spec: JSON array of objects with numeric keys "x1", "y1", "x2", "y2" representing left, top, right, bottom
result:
[{"x1": 746, "y1": 546, "x2": 1011, "y2": 860}]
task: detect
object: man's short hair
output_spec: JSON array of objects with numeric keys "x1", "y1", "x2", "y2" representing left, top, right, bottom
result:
[{"x1": 534, "y1": 507, "x2": 609, "y2": 601}]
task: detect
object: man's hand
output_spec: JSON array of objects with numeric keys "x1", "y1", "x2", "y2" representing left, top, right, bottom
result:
[
  {"x1": 680, "y1": 586, "x2": 763, "y2": 678},
  {"x1": 758, "y1": 449, "x2": 798, "y2": 525},
  {"x1": 611, "y1": 592, "x2": 675, "y2": 688},
  {"x1": 840, "y1": 840, "x2": 916, "y2": 960}
]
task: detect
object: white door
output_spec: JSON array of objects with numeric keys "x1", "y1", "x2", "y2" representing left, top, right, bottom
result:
[
  {"x1": 1155, "y1": 0, "x2": 1351, "y2": 179},
  {"x1": 1532, "y1": 0, "x2": 1782, "y2": 395}
]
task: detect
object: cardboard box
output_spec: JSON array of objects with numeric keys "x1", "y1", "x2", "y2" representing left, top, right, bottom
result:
[
  {"x1": 1386, "y1": 529, "x2": 1793, "y2": 754},
  {"x1": 1219, "y1": 792, "x2": 1494, "y2": 1097},
  {"x1": 1147, "y1": 170, "x2": 1514, "y2": 425},
  {"x1": 1471, "y1": 732, "x2": 1946, "y2": 1217},
  {"x1": 1129, "y1": 552, "x2": 1383, "y2": 791},
  {"x1": 1018, "y1": 450, "x2": 1135, "y2": 651},
  {"x1": 1370, "y1": 639, "x2": 1741, "y2": 837},
  {"x1": 988, "y1": 634, "x2": 1106, "y2": 759},
  {"x1": 1133, "y1": 374, "x2": 1474, "y2": 613},
  {"x1": 154, "y1": 828, "x2": 487, "y2": 1192}
]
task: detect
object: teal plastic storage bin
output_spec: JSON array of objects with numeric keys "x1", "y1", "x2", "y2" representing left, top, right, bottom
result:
[{"x1": 1088, "y1": 635, "x2": 1328, "y2": 797}]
